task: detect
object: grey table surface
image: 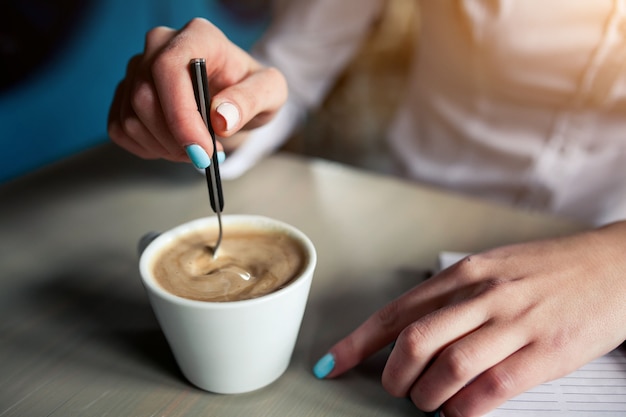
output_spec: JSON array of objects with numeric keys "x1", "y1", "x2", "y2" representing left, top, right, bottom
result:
[{"x1": 0, "y1": 145, "x2": 586, "y2": 417}]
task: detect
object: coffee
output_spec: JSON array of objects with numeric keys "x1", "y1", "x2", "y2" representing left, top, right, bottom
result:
[
  {"x1": 152, "y1": 225, "x2": 307, "y2": 302},
  {"x1": 140, "y1": 215, "x2": 316, "y2": 393}
]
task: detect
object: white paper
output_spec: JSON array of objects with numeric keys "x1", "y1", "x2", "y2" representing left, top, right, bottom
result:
[{"x1": 437, "y1": 252, "x2": 626, "y2": 417}]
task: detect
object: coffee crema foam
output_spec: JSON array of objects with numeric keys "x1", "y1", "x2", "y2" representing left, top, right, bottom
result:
[{"x1": 152, "y1": 226, "x2": 307, "y2": 302}]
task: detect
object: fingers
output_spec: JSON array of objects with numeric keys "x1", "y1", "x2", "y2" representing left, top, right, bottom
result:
[
  {"x1": 317, "y1": 261, "x2": 480, "y2": 379},
  {"x1": 384, "y1": 302, "x2": 488, "y2": 399},
  {"x1": 318, "y1": 276, "x2": 453, "y2": 379},
  {"x1": 108, "y1": 18, "x2": 288, "y2": 166},
  {"x1": 109, "y1": 57, "x2": 168, "y2": 160},
  {"x1": 321, "y1": 300, "x2": 406, "y2": 378},
  {"x1": 313, "y1": 227, "x2": 626, "y2": 416},
  {"x1": 315, "y1": 279, "x2": 533, "y2": 415},
  {"x1": 108, "y1": 27, "x2": 186, "y2": 162},
  {"x1": 406, "y1": 317, "x2": 528, "y2": 411},
  {"x1": 149, "y1": 18, "x2": 286, "y2": 150},
  {"x1": 311, "y1": 253, "x2": 535, "y2": 415},
  {"x1": 108, "y1": 79, "x2": 153, "y2": 159},
  {"x1": 442, "y1": 344, "x2": 549, "y2": 417}
]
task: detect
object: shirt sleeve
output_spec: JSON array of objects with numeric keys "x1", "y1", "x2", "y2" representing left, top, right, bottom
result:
[{"x1": 219, "y1": 0, "x2": 384, "y2": 179}]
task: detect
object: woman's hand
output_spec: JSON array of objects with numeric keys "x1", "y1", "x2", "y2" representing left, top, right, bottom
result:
[
  {"x1": 107, "y1": 18, "x2": 287, "y2": 168},
  {"x1": 314, "y1": 220, "x2": 626, "y2": 417}
]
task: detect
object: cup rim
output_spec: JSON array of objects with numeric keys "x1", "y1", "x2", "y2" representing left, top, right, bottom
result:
[{"x1": 139, "y1": 215, "x2": 317, "y2": 309}]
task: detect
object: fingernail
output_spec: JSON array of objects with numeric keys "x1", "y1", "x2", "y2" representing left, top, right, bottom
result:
[
  {"x1": 216, "y1": 102, "x2": 240, "y2": 131},
  {"x1": 186, "y1": 144, "x2": 211, "y2": 169},
  {"x1": 313, "y1": 353, "x2": 335, "y2": 379},
  {"x1": 434, "y1": 410, "x2": 444, "y2": 417},
  {"x1": 217, "y1": 151, "x2": 226, "y2": 164}
]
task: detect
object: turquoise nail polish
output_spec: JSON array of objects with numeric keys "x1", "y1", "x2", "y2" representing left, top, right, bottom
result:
[
  {"x1": 217, "y1": 151, "x2": 226, "y2": 164},
  {"x1": 185, "y1": 144, "x2": 211, "y2": 169},
  {"x1": 313, "y1": 353, "x2": 335, "y2": 379}
]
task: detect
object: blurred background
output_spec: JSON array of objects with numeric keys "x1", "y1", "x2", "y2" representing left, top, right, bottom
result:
[
  {"x1": 0, "y1": 0, "x2": 270, "y2": 183},
  {"x1": 0, "y1": 0, "x2": 418, "y2": 183}
]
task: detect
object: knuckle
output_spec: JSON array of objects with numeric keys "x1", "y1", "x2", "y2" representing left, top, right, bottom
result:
[
  {"x1": 409, "y1": 378, "x2": 438, "y2": 411},
  {"x1": 481, "y1": 366, "x2": 518, "y2": 399},
  {"x1": 144, "y1": 27, "x2": 160, "y2": 44},
  {"x1": 451, "y1": 253, "x2": 488, "y2": 281},
  {"x1": 441, "y1": 345, "x2": 475, "y2": 381},
  {"x1": 107, "y1": 121, "x2": 124, "y2": 143},
  {"x1": 381, "y1": 367, "x2": 405, "y2": 397},
  {"x1": 145, "y1": 26, "x2": 172, "y2": 49},
  {"x1": 263, "y1": 65, "x2": 281, "y2": 77},
  {"x1": 186, "y1": 17, "x2": 208, "y2": 28},
  {"x1": 184, "y1": 18, "x2": 226, "y2": 44},
  {"x1": 397, "y1": 323, "x2": 433, "y2": 359},
  {"x1": 410, "y1": 394, "x2": 437, "y2": 413},
  {"x1": 264, "y1": 66, "x2": 286, "y2": 85},
  {"x1": 375, "y1": 299, "x2": 402, "y2": 331},
  {"x1": 169, "y1": 18, "x2": 222, "y2": 54},
  {"x1": 130, "y1": 80, "x2": 155, "y2": 113},
  {"x1": 121, "y1": 115, "x2": 143, "y2": 138},
  {"x1": 151, "y1": 31, "x2": 192, "y2": 69}
]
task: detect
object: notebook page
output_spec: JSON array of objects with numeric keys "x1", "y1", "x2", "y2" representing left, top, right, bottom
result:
[
  {"x1": 438, "y1": 252, "x2": 626, "y2": 417},
  {"x1": 486, "y1": 349, "x2": 626, "y2": 416}
]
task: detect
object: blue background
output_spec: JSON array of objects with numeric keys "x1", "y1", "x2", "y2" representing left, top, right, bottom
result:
[{"x1": 0, "y1": 0, "x2": 267, "y2": 183}]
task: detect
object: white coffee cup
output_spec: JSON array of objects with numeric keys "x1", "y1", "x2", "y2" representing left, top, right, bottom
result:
[{"x1": 139, "y1": 215, "x2": 317, "y2": 394}]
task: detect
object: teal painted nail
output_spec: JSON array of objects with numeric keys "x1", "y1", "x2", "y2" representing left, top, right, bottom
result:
[
  {"x1": 217, "y1": 151, "x2": 226, "y2": 164},
  {"x1": 313, "y1": 353, "x2": 335, "y2": 379},
  {"x1": 185, "y1": 144, "x2": 211, "y2": 169}
]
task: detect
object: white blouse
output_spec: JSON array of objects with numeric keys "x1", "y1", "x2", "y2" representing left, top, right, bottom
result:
[{"x1": 219, "y1": 0, "x2": 626, "y2": 225}]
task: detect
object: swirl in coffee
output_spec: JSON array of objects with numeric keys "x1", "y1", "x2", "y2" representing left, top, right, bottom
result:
[{"x1": 152, "y1": 226, "x2": 307, "y2": 302}]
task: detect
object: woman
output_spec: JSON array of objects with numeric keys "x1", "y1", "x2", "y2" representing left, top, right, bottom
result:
[{"x1": 108, "y1": 1, "x2": 626, "y2": 416}]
